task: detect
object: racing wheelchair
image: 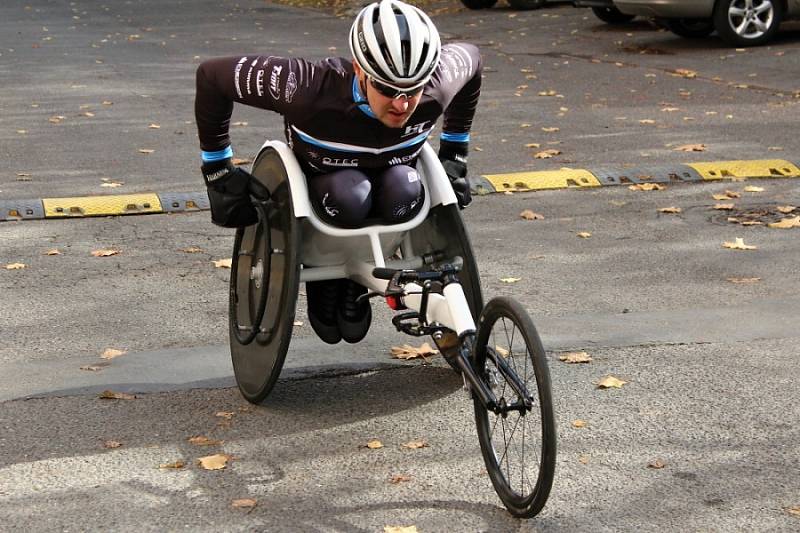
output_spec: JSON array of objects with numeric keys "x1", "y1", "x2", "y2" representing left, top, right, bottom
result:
[{"x1": 228, "y1": 140, "x2": 557, "y2": 518}]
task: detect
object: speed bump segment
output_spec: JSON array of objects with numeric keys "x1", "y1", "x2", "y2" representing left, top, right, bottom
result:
[
  {"x1": 42, "y1": 193, "x2": 162, "y2": 218},
  {"x1": 688, "y1": 160, "x2": 800, "y2": 180},
  {"x1": 482, "y1": 168, "x2": 601, "y2": 192}
]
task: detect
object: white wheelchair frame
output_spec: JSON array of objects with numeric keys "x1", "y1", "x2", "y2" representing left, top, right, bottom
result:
[{"x1": 258, "y1": 140, "x2": 477, "y2": 337}]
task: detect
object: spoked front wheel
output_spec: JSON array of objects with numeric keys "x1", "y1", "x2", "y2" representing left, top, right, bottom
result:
[{"x1": 472, "y1": 297, "x2": 556, "y2": 518}]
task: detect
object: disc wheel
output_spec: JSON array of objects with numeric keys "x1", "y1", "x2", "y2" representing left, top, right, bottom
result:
[
  {"x1": 473, "y1": 297, "x2": 556, "y2": 518},
  {"x1": 229, "y1": 148, "x2": 301, "y2": 404}
]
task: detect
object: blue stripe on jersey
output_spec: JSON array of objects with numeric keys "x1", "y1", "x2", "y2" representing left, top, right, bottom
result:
[
  {"x1": 201, "y1": 146, "x2": 233, "y2": 162},
  {"x1": 440, "y1": 132, "x2": 470, "y2": 143},
  {"x1": 352, "y1": 77, "x2": 377, "y2": 119}
]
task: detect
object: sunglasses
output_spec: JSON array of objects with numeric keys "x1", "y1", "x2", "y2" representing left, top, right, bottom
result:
[{"x1": 368, "y1": 75, "x2": 424, "y2": 100}]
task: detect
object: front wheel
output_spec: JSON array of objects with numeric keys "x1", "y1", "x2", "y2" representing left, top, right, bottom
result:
[
  {"x1": 714, "y1": 0, "x2": 782, "y2": 47},
  {"x1": 473, "y1": 297, "x2": 556, "y2": 518},
  {"x1": 662, "y1": 18, "x2": 715, "y2": 38}
]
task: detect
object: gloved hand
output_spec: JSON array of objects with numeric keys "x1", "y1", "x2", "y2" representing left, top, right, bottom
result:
[
  {"x1": 438, "y1": 139, "x2": 472, "y2": 209},
  {"x1": 202, "y1": 158, "x2": 269, "y2": 228}
]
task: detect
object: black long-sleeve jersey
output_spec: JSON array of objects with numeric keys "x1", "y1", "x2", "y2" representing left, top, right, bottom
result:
[{"x1": 195, "y1": 43, "x2": 482, "y2": 175}]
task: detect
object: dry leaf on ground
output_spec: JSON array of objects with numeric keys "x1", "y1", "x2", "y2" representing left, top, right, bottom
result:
[
  {"x1": 559, "y1": 351, "x2": 592, "y2": 364},
  {"x1": 80, "y1": 363, "x2": 107, "y2": 372},
  {"x1": 572, "y1": 420, "x2": 587, "y2": 428},
  {"x1": 534, "y1": 149, "x2": 561, "y2": 159},
  {"x1": 181, "y1": 246, "x2": 203, "y2": 253},
  {"x1": 658, "y1": 207, "x2": 682, "y2": 214},
  {"x1": 148, "y1": 123, "x2": 161, "y2": 129},
  {"x1": 231, "y1": 498, "x2": 257, "y2": 510},
  {"x1": 777, "y1": 206, "x2": 796, "y2": 214},
  {"x1": 197, "y1": 454, "x2": 231, "y2": 470},
  {"x1": 744, "y1": 186, "x2": 764, "y2": 192},
  {"x1": 390, "y1": 343, "x2": 438, "y2": 360},
  {"x1": 597, "y1": 376, "x2": 628, "y2": 389},
  {"x1": 389, "y1": 474, "x2": 412, "y2": 484},
  {"x1": 520, "y1": 209, "x2": 544, "y2": 220},
  {"x1": 525, "y1": 143, "x2": 540, "y2": 148},
  {"x1": 293, "y1": 320, "x2": 303, "y2": 326},
  {"x1": 648, "y1": 459, "x2": 667, "y2": 469},
  {"x1": 99, "y1": 390, "x2": 136, "y2": 400},
  {"x1": 138, "y1": 149, "x2": 154, "y2": 154},
  {"x1": 215, "y1": 411, "x2": 235, "y2": 420},
  {"x1": 727, "y1": 277, "x2": 761, "y2": 284},
  {"x1": 723, "y1": 238, "x2": 757, "y2": 250},
  {"x1": 188, "y1": 435, "x2": 223, "y2": 446},
  {"x1": 384, "y1": 527, "x2": 418, "y2": 533},
  {"x1": 629, "y1": 183, "x2": 665, "y2": 191},
  {"x1": 91, "y1": 249, "x2": 120, "y2": 257},
  {"x1": 673, "y1": 68, "x2": 697, "y2": 78},
  {"x1": 768, "y1": 216, "x2": 800, "y2": 229},
  {"x1": 638, "y1": 119, "x2": 656, "y2": 125},
  {"x1": 578, "y1": 455, "x2": 590, "y2": 465},
  {"x1": 541, "y1": 127, "x2": 559, "y2": 133},
  {"x1": 366, "y1": 439, "x2": 384, "y2": 449},
  {"x1": 101, "y1": 348, "x2": 126, "y2": 360},
  {"x1": 159, "y1": 460, "x2": 185, "y2": 469},
  {"x1": 500, "y1": 277, "x2": 522, "y2": 284},
  {"x1": 577, "y1": 232, "x2": 592, "y2": 238},
  {"x1": 103, "y1": 440, "x2": 122, "y2": 449},
  {"x1": 786, "y1": 506, "x2": 800, "y2": 517},
  {"x1": 674, "y1": 144, "x2": 706, "y2": 152},
  {"x1": 232, "y1": 158, "x2": 252, "y2": 166},
  {"x1": 713, "y1": 203, "x2": 735, "y2": 210},
  {"x1": 402, "y1": 439, "x2": 429, "y2": 449},
  {"x1": 44, "y1": 249, "x2": 62, "y2": 255},
  {"x1": 101, "y1": 182, "x2": 124, "y2": 188},
  {"x1": 5, "y1": 263, "x2": 26, "y2": 270},
  {"x1": 213, "y1": 258, "x2": 232, "y2": 268}
]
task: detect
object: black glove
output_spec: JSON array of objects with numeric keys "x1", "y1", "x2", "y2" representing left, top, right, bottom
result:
[
  {"x1": 438, "y1": 139, "x2": 472, "y2": 209},
  {"x1": 202, "y1": 158, "x2": 269, "y2": 228}
]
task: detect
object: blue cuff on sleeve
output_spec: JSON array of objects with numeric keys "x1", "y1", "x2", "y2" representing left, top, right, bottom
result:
[
  {"x1": 440, "y1": 132, "x2": 470, "y2": 143},
  {"x1": 201, "y1": 146, "x2": 233, "y2": 162}
]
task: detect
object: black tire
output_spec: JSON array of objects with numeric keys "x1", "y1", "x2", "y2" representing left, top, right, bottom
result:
[
  {"x1": 714, "y1": 0, "x2": 782, "y2": 47},
  {"x1": 662, "y1": 18, "x2": 715, "y2": 38},
  {"x1": 591, "y1": 6, "x2": 636, "y2": 24},
  {"x1": 473, "y1": 297, "x2": 556, "y2": 518},
  {"x1": 460, "y1": 0, "x2": 498, "y2": 9},
  {"x1": 507, "y1": 0, "x2": 544, "y2": 10},
  {"x1": 229, "y1": 147, "x2": 301, "y2": 404}
]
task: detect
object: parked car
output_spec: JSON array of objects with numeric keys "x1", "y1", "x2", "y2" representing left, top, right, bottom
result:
[
  {"x1": 460, "y1": 0, "x2": 547, "y2": 10},
  {"x1": 573, "y1": 0, "x2": 637, "y2": 24},
  {"x1": 613, "y1": 0, "x2": 800, "y2": 46}
]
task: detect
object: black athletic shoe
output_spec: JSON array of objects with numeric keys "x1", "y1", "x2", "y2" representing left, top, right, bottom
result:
[
  {"x1": 338, "y1": 280, "x2": 372, "y2": 344},
  {"x1": 306, "y1": 279, "x2": 342, "y2": 344}
]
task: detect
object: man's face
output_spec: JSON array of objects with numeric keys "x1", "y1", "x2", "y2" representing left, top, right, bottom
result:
[{"x1": 354, "y1": 63, "x2": 423, "y2": 129}]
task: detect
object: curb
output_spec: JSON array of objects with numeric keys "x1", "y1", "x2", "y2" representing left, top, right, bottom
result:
[{"x1": 3, "y1": 159, "x2": 800, "y2": 222}]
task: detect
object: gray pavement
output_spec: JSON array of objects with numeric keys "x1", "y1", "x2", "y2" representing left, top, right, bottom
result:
[{"x1": 2, "y1": 0, "x2": 800, "y2": 531}]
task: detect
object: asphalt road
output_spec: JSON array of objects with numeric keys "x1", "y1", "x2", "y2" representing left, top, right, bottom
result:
[{"x1": 2, "y1": 0, "x2": 800, "y2": 531}]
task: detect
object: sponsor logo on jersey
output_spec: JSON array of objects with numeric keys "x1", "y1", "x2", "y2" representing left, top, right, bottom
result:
[
  {"x1": 387, "y1": 147, "x2": 423, "y2": 166},
  {"x1": 256, "y1": 69, "x2": 265, "y2": 96},
  {"x1": 322, "y1": 157, "x2": 359, "y2": 167},
  {"x1": 402, "y1": 121, "x2": 429, "y2": 137},
  {"x1": 407, "y1": 170, "x2": 419, "y2": 183},
  {"x1": 285, "y1": 71, "x2": 297, "y2": 103},
  {"x1": 234, "y1": 57, "x2": 248, "y2": 99},
  {"x1": 269, "y1": 65, "x2": 283, "y2": 100}
]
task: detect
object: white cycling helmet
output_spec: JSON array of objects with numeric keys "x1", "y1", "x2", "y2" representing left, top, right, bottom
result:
[{"x1": 349, "y1": 0, "x2": 441, "y2": 90}]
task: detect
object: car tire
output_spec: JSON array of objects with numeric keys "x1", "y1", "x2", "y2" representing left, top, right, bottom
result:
[
  {"x1": 591, "y1": 6, "x2": 636, "y2": 24},
  {"x1": 460, "y1": 0, "x2": 498, "y2": 9},
  {"x1": 713, "y1": 0, "x2": 783, "y2": 47},
  {"x1": 662, "y1": 18, "x2": 716, "y2": 38},
  {"x1": 507, "y1": 0, "x2": 545, "y2": 10}
]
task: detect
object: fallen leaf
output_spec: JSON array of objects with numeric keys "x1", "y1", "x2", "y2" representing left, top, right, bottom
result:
[
  {"x1": 638, "y1": 119, "x2": 656, "y2": 125},
  {"x1": 101, "y1": 348, "x2": 126, "y2": 360},
  {"x1": 213, "y1": 258, "x2": 232, "y2": 268},
  {"x1": 724, "y1": 190, "x2": 741, "y2": 198},
  {"x1": 500, "y1": 277, "x2": 521, "y2": 284},
  {"x1": 366, "y1": 439, "x2": 384, "y2": 449},
  {"x1": 776, "y1": 206, "x2": 796, "y2": 214},
  {"x1": 597, "y1": 376, "x2": 627, "y2": 389},
  {"x1": 215, "y1": 411, "x2": 235, "y2": 420},
  {"x1": 743, "y1": 186, "x2": 764, "y2": 192},
  {"x1": 197, "y1": 453, "x2": 231, "y2": 470},
  {"x1": 577, "y1": 232, "x2": 592, "y2": 238},
  {"x1": 188, "y1": 435, "x2": 223, "y2": 446},
  {"x1": 148, "y1": 123, "x2": 161, "y2": 129},
  {"x1": 541, "y1": 127, "x2": 559, "y2": 133},
  {"x1": 768, "y1": 216, "x2": 800, "y2": 229},
  {"x1": 722, "y1": 238, "x2": 757, "y2": 250},
  {"x1": 524, "y1": 143, "x2": 540, "y2": 148},
  {"x1": 159, "y1": 460, "x2": 185, "y2": 469},
  {"x1": 713, "y1": 203, "x2": 735, "y2": 210},
  {"x1": 5, "y1": 263, "x2": 26, "y2": 270},
  {"x1": 91, "y1": 249, "x2": 120, "y2": 257},
  {"x1": 534, "y1": 149, "x2": 561, "y2": 159},
  {"x1": 658, "y1": 207, "x2": 682, "y2": 214},
  {"x1": 103, "y1": 440, "x2": 122, "y2": 449},
  {"x1": 572, "y1": 420, "x2": 587, "y2": 428},
  {"x1": 661, "y1": 107, "x2": 680, "y2": 112},
  {"x1": 786, "y1": 505, "x2": 800, "y2": 517},
  {"x1": 231, "y1": 498, "x2": 257, "y2": 510},
  {"x1": 101, "y1": 181, "x2": 124, "y2": 188},
  {"x1": 495, "y1": 346, "x2": 509, "y2": 358},
  {"x1": 232, "y1": 158, "x2": 252, "y2": 166},
  {"x1": 138, "y1": 149, "x2": 154, "y2": 154},
  {"x1": 520, "y1": 209, "x2": 544, "y2": 220},
  {"x1": 293, "y1": 320, "x2": 303, "y2": 326},
  {"x1": 44, "y1": 249, "x2": 62, "y2": 255},
  {"x1": 578, "y1": 455, "x2": 590, "y2": 465},
  {"x1": 673, "y1": 68, "x2": 697, "y2": 78},
  {"x1": 389, "y1": 474, "x2": 412, "y2": 484},
  {"x1": 102, "y1": 100, "x2": 113, "y2": 105},
  {"x1": 80, "y1": 364, "x2": 107, "y2": 372},
  {"x1": 538, "y1": 90, "x2": 557, "y2": 96},
  {"x1": 390, "y1": 343, "x2": 439, "y2": 360},
  {"x1": 384, "y1": 527, "x2": 418, "y2": 533},
  {"x1": 559, "y1": 351, "x2": 592, "y2": 364},
  {"x1": 768, "y1": 146, "x2": 784, "y2": 151},
  {"x1": 674, "y1": 144, "x2": 706, "y2": 152},
  {"x1": 727, "y1": 277, "x2": 761, "y2": 284},
  {"x1": 648, "y1": 459, "x2": 667, "y2": 469},
  {"x1": 181, "y1": 246, "x2": 203, "y2": 253},
  {"x1": 629, "y1": 183, "x2": 665, "y2": 191},
  {"x1": 82, "y1": 111, "x2": 95, "y2": 118},
  {"x1": 49, "y1": 115, "x2": 66, "y2": 124},
  {"x1": 401, "y1": 439, "x2": 429, "y2": 449},
  {"x1": 713, "y1": 194, "x2": 732, "y2": 201},
  {"x1": 99, "y1": 390, "x2": 136, "y2": 400},
  {"x1": 519, "y1": 123, "x2": 531, "y2": 128}
]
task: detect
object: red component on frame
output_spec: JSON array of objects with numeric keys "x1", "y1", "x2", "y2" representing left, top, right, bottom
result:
[{"x1": 385, "y1": 294, "x2": 404, "y2": 310}]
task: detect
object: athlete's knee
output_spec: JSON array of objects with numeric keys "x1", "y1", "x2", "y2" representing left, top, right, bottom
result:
[
  {"x1": 376, "y1": 165, "x2": 424, "y2": 223},
  {"x1": 310, "y1": 169, "x2": 372, "y2": 226}
]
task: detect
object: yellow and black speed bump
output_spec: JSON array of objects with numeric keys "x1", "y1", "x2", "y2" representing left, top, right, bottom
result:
[
  {"x1": 591, "y1": 165, "x2": 702, "y2": 186},
  {"x1": 482, "y1": 168, "x2": 601, "y2": 192},
  {"x1": 158, "y1": 192, "x2": 210, "y2": 213},
  {"x1": 687, "y1": 159, "x2": 800, "y2": 180},
  {"x1": 1, "y1": 199, "x2": 46, "y2": 221},
  {"x1": 42, "y1": 193, "x2": 163, "y2": 218}
]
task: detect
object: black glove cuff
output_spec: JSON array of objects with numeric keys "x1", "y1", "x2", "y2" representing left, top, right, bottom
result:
[
  {"x1": 438, "y1": 139, "x2": 469, "y2": 164},
  {"x1": 202, "y1": 158, "x2": 234, "y2": 187}
]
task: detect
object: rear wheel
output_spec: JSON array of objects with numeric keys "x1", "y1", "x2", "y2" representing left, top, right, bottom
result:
[
  {"x1": 460, "y1": 0, "x2": 498, "y2": 9},
  {"x1": 591, "y1": 6, "x2": 636, "y2": 24},
  {"x1": 714, "y1": 0, "x2": 782, "y2": 47},
  {"x1": 663, "y1": 18, "x2": 715, "y2": 38},
  {"x1": 473, "y1": 297, "x2": 556, "y2": 518}
]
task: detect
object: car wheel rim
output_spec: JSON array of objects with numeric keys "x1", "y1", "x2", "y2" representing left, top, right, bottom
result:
[{"x1": 728, "y1": 0, "x2": 774, "y2": 39}]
